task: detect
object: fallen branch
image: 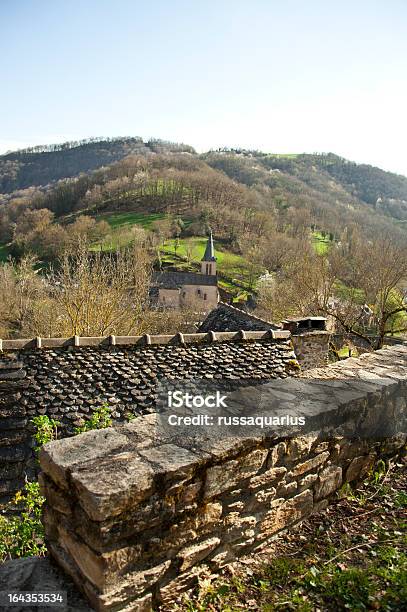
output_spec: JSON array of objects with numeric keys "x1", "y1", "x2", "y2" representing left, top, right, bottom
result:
[{"x1": 324, "y1": 538, "x2": 400, "y2": 566}]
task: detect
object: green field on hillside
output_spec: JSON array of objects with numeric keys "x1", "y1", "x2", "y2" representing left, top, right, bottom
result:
[
  {"x1": 268, "y1": 153, "x2": 299, "y2": 158},
  {"x1": 95, "y1": 211, "x2": 167, "y2": 229},
  {"x1": 89, "y1": 211, "x2": 168, "y2": 252},
  {"x1": 163, "y1": 237, "x2": 249, "y2": 272},
  {"x1": 312, "y1": 231, "x2": 331, "y2": 255},
  {"x1": 90, "y1": 213, "x2": 251, "y2": 278}
]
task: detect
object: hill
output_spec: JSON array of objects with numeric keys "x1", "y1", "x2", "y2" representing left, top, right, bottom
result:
[
  {"x1": 204, "y1": 150, "x2": 407, "y2": 221},
  {"x1": 0, "y1": 137, "x2": 195, "y2": 193},
  {"x1": 1, "y1": 139, "x2": 407, "y2": 285}
]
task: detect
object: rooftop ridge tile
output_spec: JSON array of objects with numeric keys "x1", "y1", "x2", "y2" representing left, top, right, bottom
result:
[{"x1": 0, "y1": 329, "x2": 290, "y2": 351}]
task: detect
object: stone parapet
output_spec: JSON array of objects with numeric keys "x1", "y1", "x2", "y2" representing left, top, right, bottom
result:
[
  {"x1": 0, "y1": 330, "x2": 290, "y2": 351},
  {"x1": 39, "y1": 345, "x2": 407, "y2": 610}
]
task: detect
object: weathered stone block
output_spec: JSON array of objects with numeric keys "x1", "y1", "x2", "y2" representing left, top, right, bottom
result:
[
  {"x1": 287, "y1": 435, "x2": 319, "y2": 461},
  {"x1": 40, "y1": 428, "x2": 129, "y2": 490},
  {"x1": 268, "y1": 442, "x2": 287, "y2": 467},
  {"x1": 178, "y1": 537, "x2": 220, "y2": 571},
  {"x1": 71, "y1": 453, "x2": 156, "y2": 521},
  {"x1": 138, "y1": 444, "x2": 200, "y2": 482},
  {"x1": 204, "y1": 448, "x2": 268, "y2": 498},
  {"x1": 249, "y1": 467, "x2": 286, "y2": 490},
  {"x1": 345, "y1": 454, "x2": 375, "y2": 482},
  {"x1": 209, "y1": 544, "x2": 235, "y2": 569},
  {"x1": 57, "y1": 524, "x2": 169, "y2": 595},
  {"x1": 159, "y1": 570, "x2": 200, "y2": 607},
  {"x1": 289, "y1": 451, "x2": 330, "y2": 478},
  {"x1": 381, "y1": 433, "x2": 407, "y2": 455},
  {"x1": 314, "y1": 466, "x2": 342, "y2": 501},
  {"x1": 254, "y1": 487, "x2": 276, "y2": 505},
  {"x1": 276, "y1": 480, "x2": 297, "y2": 497},
  {"x1": 259, "y1": 490, "x2": 313, "y2": 537},
  {"x1": 224, "y1": 513, "x2": 257, "y2": 542},
  {"x1": 298, "y1": 473, "x2": 318, "y2": 491},
  {"x1": 38, "y1": 472, "x2": 72, "y2": 516}
]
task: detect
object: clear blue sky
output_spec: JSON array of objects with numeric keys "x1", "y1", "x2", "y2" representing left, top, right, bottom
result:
[{"x1": 1, "y1": 0, "x2": 406, "y2": 175}]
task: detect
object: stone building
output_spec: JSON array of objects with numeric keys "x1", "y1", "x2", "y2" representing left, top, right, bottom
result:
[
  {"x1": 151, "y1": 232, "x2": 219, "y2": 311},
  {"x1": 200, "y1": 308, "x2": 331, "y2": 370}
]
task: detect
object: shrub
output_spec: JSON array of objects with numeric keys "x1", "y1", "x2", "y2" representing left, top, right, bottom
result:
[
  {"x1": 74, "y1": 402, "x2": 112, "y2": 433},
  {"x1": 30, "y1": 415, "x2": 60, "y2": 454},
  {"x1": 0, "y1": 482, "x2": 46, "y2": 562}
]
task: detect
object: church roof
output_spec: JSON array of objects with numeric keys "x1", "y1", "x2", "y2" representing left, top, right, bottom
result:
[
  {"x1": 201, "y1": 232, "x2": 216, "y2": 262},
  {"x1": 152, "y1": 271, "x2": 217, "y2": 289}
]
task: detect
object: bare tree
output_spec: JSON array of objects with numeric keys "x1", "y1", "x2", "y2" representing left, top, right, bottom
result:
[
  {"x1": 0, "y1": 255, "x2": 47, "y2": 337},
  {"x1": 49, "y1": 244, "x2": 152, "y2": 336},
  {"x1": 257, "y1": 237, "x2": 407, "y2": 349},
  {"x1": 184, "y1": 238, "x2": 198, "y2": 265}
]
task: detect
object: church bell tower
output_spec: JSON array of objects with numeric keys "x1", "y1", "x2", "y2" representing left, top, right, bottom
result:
[{"x1": 201, "y1": 231, "x2": 216, "y2": 276}]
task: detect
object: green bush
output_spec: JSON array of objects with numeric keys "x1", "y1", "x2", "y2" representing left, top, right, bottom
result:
[
  {"x1": 0, "y1": 404, "x2": 112, "y2": 563},
  {"x1": 0, "y1": 482, "x2": 46, "y2": 562},
  {"x1": 30, "y1": 415, "x2": 60, "y2": 454},
  {"x1": 74, "y1": 402, "x2": 112, "y2": 434}
]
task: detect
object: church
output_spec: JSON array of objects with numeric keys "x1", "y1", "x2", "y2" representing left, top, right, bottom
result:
[{"x1": 150, "y1": 232, "x2": 219, "y2": 311}]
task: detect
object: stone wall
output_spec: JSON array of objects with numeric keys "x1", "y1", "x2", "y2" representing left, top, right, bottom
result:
[
  {"x1": 0, "y1": 357, "x2": 30, "y2": 504},
  {"x1": 0, "y1": 331, "x2": 298, "y2": 500},
  {"x1": 291, "y1": 331, "x2": 331, "y2": 370},
  {"x1": 39, "y1": 345, "x2": 407, "y2": 611}
]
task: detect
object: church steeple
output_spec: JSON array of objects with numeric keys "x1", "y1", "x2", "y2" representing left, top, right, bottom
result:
[{"x1": 201, "y1": 231, "x2": 217, "y2": 275}]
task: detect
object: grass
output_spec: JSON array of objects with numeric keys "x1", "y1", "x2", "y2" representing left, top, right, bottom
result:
[
  {"x1": 163, "y1": 237, "x2": 249, "y2": 274},
  {"x1": 267, "y1": 153, "x2": 300, "y2": 158},
  {"x1": 161, "y1": 237, "x2": 260, "y2": 291},
  {"x1": 89, "y1": 211, "x2": 169, "y2": 252},
  {"x1": 89, "y1": 214, "x2": 262, "y2": 293},
  {"x1": 312, "y1": 231, "x2": 331, "y2": 255},
  {"x1": 89, "y1": 215, "x2": 257, "y2": 294},
  {"x1": 335, "y1": 280, "x2": 365, "y2": 303},
  {"x1": 95, "y1": 211, "x2": 167, "y2": 230},
  {"x1": 337, "y1": 346, "x2": 359, "y2": 359}
]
